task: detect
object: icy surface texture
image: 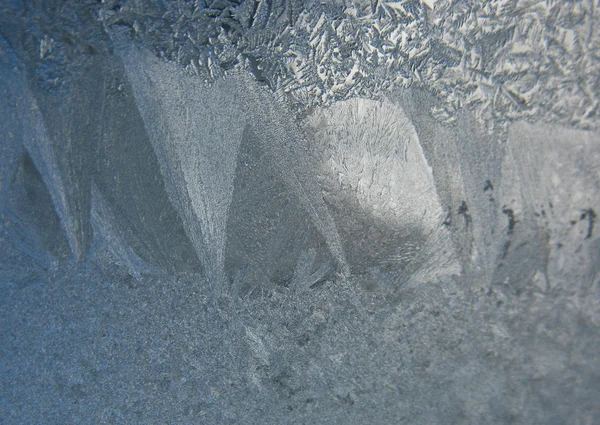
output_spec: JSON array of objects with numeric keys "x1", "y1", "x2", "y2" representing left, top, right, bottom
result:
[
  {"x1": 97, "y1": 0, "x2": 600, "y2": 133},
  {"x1": 1, "y1": 1, "x2": 599, "y2": 424}
]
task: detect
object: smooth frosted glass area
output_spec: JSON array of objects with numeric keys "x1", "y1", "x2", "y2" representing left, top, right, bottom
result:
[{"x1": 1, "y1": 1, "x2": 599, "y2": 424}]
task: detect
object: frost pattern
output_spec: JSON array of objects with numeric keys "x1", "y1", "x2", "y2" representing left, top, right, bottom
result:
[
  {"x1": 97, "y1": 0, "x2": 600, "y2": 133},
  {"x1": 305, "y1": 98, "x2": 441, "y2": 228},
  {"x1": 118, "y1": 41, "x2": 245, "y2": 282},
  {"x1": 304, "y1": 97, "x2": 459, "y2": 282},
  {"x1": 118, "y1": 40, "x2": 348, "y2": 280},
  {"x1": 0, "y1": 36, "x2": 84, "y2": 260}
]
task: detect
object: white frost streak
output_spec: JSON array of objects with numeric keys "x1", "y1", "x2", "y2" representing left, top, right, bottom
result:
[
  {"x1": 90, "y1": 183, "x2": 151, "y2": 279},
  {"x1": 242, "y1": 80, "x2": 349, "y2": 273},
  {"x1": 119, "y1": 44, "x2": 244, "y2": 281},
  {"x1": 245, "y1": 326, "x2": 270, "y2": 366},
  {"x1": 0, "y1": 37, "x2": 81, "y2": 259}
]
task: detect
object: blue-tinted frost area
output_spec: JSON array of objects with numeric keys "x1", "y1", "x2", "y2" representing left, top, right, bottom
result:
[{"x1": 1, "y1": 2, "x2": 599, "y2": 424}]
